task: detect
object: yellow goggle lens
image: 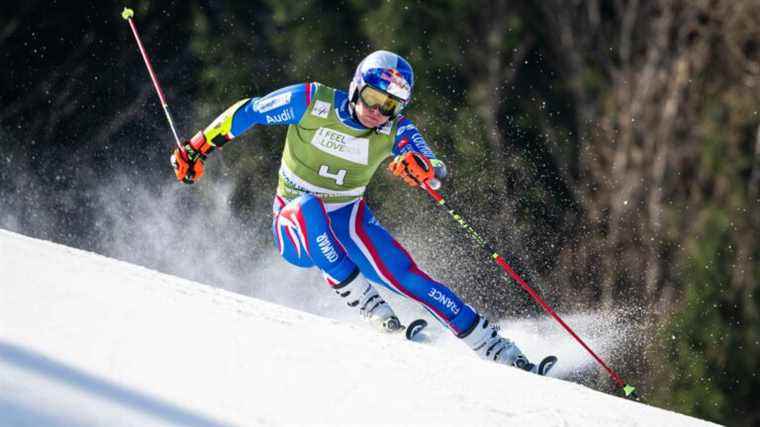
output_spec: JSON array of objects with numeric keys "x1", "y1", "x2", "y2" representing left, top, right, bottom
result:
[{"x1": 359, "y1": 86, "x2": 402, "y2": 116}]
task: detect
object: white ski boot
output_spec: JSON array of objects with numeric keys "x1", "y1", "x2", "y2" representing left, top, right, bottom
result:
[
  {"x1": 333, "y1": 271, "x2": 401, "y2": 333},
  {"x1": 460, "y1": 316, "x2": 557, "y2": 376}
]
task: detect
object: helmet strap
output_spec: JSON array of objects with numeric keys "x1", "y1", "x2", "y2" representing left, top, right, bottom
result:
[
  {"x1": 348, "y1": 100, "x2": 360, "y2": 123},
  {"x1": 347, "y1": 86, "x2": 358, "y2": 120}
]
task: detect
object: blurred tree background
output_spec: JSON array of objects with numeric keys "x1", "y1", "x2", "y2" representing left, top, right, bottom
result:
[{"x1": 1, "y1": 1, "x2": 758, "y2": 424}]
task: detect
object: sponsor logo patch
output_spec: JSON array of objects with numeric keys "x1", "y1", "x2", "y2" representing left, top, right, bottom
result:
[
  {"x1": 396, "y1": 123, "x2": 415, "y2": 136},
  {"x1": 380, "y1": 68, "x2": 411, "y2": 100},
  {"x1": 411, "y1": 133, "x2": 434, "y2": 158},
  {"x1": 310, "y1": 128, "x2": 369, "y2": 165},
  {"x1": 254, "y1": 92, "x2": 292, "y2": 113},
  {"x1": 428, "y1": 288, "x2": 461, "y2": 315},
  {"x1": 316, "y1": 232, "x2": 339, "y2": 263},
  {"x1": 311, "y1": 100, "x2": 331, "y2": 118},
  {"x1": 266, "y1": 108, "x2": 295, "y2": 124},
  {"x1": 376, "y1": 121, "x2": 392, "y2": 135}
]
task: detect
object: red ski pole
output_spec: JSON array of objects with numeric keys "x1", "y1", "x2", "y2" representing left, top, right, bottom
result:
[
  {"x1": 121, "y1": 7, "x2": 186, "y2": 159},
  {"x1": 420, "y1": 180, "x2": 639, "y2": 400}
]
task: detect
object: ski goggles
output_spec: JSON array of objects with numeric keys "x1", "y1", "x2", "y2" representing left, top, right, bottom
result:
[{"x1": 358, "y1": 85, "x2": 405, "y2": 117}]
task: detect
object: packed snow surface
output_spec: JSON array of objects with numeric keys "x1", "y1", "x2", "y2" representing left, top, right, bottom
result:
[{"x1": 0, "y1": 229, "x2": 716, "y2": 426}]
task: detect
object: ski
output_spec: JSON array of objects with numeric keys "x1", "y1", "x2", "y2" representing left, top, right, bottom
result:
[
  {"x1": 376, "y1": 316, "x2": 428, "y2": 341},
  {"x1": 536, "y1": 355, "x2": 558, "y2": 376},
  {"x1": 403, "y1": 318, "x2": 428, "y2": 341}
]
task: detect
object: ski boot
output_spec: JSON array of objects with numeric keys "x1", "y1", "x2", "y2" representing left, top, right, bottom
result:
[
  {"x1": 333, "y1": 270, "x2": 402, "y2": 333},
  {"x1": 460, "y1": 316, "x2": 557, "y2": 376}
]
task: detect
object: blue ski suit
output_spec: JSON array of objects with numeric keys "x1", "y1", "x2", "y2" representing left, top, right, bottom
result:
[{"x1": 218, "y1": 82, "x2": 478, "y2": 336}]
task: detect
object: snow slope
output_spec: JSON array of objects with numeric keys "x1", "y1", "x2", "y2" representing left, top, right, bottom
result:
[{"x1": 0, "y1": 229, "x2": 716, "y2": 426}]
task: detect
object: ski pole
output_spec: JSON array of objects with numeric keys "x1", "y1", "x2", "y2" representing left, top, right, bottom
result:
[
  {"x1": 420, "y1": 180, "x2": 639, "y2": 400},
  {"x1": 121, "y1": 7, "x2": 186, "y2": 159}
]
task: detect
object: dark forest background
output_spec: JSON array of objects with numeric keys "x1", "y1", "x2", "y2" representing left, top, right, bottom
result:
[{"x1": 1, "y1": 1, "x2": 758, "y2": 424}]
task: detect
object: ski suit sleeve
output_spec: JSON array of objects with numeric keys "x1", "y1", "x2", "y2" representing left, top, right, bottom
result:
[
  {"x1": 193, "y1": 82, "x2": 315, "y2": 150},
  {"x1": 392, "y1": 116, "x2": 447, "y2": 179}
]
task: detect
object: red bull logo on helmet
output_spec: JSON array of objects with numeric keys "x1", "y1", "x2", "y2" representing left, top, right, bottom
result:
[{"x1": 380, "y1": 68, "x2": 411, "y2": 101}]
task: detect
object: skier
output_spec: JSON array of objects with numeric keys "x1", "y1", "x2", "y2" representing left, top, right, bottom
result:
[{"x1": 171, "y1": 50, "x2": 556, "y2": 375}]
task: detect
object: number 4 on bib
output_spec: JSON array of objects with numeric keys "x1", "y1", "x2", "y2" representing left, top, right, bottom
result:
[{"x1": 319, "y1": 165, "x2": 347, "y2": 185}]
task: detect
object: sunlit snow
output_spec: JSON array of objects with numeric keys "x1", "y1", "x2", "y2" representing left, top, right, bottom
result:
[{"x1": 0, "y1": 229, "x2": 716, "y2": 426}]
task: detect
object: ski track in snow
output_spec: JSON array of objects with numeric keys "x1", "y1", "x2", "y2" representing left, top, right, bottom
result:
[{"x1": 0, "y1": 229, "x2": 717, "y2": 426}]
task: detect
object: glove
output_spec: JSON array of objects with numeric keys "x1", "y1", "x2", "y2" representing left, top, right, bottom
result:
[
  {"x1": 388, "y1": 151, "x2": 437, "y2": 188},
  {"x1": 170, "y1": 131, "x2": 214, "y2": 184}
]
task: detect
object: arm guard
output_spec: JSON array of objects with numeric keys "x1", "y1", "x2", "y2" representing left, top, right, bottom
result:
[{"x1": 197, "y1": 98, "x2": 250, "y2": 151}]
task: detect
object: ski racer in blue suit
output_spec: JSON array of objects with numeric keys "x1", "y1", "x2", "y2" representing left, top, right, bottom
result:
[{"x1": 171, "y1": 50, "x2": 556, "y2": 375}]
